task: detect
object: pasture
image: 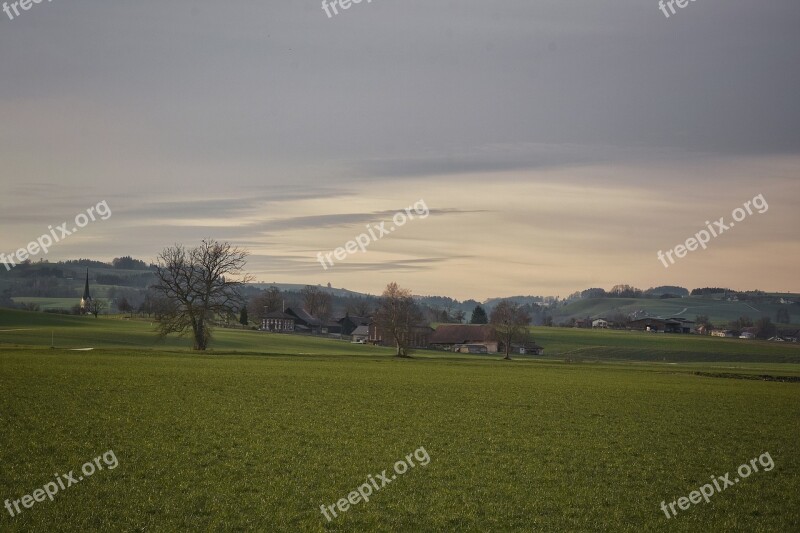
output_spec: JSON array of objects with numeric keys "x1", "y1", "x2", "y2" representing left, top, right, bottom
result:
[{"x1": 1, "y1": 310, "x2": 799, "y2": 531}]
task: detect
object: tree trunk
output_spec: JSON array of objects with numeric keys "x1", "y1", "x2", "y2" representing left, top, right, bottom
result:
[
  {"x1": 194, "y1": 320, "x2": 207, "y2": 350},
  {"x1": 395, "y1": 341, "x2": 410, "y2": 358}
]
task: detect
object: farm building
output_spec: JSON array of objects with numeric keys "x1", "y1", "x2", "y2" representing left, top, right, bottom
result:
[
  {"x1": 428, "y1": 324, "x2": 499, "y2": 353},
  {"x1": 739, "y1": 327, "x2": 757, "y2": 339},
  {"x1": 285, "y1": 307, "x2": 323, "y2": 334},
  {"x1": 511, "y1": 342, "x2": 545, "y2": 355},
  {"x1": 350, "y1": 324, "x2": 369, "y2": 343},
  {"x1": 454, "y1": 344, "x2": 489, "y2": 354},
  {"x1": 338, "y1": 314, "x2": 370, "y2": 336},
  {"x1": 368, "y1": 321, "x2": 432, "y2": 348},
  {"x1": 261, "y1": 311, "x2": 296, "y2": 332},
  {"x1": 628, "y1": 317, "x2": 695, "y2": 334}
]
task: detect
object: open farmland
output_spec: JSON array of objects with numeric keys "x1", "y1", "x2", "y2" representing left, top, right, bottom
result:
[{"x1": 1, "y1": 310, "x2": 799, "y2": 531}]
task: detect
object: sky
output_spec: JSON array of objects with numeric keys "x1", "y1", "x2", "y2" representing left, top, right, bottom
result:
[{"x1": 1, "y1": 0, "x2": 798, "y2": 300}]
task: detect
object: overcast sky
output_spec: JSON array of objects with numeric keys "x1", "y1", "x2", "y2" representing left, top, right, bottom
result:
[{"x1": 1, "y1": 0, "x2": 798, "y2": 299}]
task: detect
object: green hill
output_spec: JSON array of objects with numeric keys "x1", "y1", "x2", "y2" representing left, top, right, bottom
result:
[{"x1": 555, "y1": 296, "x2": 798, "y2": 326}]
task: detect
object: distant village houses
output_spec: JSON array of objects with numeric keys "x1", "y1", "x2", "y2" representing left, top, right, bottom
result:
[{"x1": 256, "y1": 310, "x2": 544, "y2": 354}]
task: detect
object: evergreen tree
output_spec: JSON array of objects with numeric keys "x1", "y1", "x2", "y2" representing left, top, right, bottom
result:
[{"x1": 470, "y1": 305, "x2": 488, "y2": 324}]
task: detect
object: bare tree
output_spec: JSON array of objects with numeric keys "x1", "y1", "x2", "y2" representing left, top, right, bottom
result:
[
  {"x1": 151, "y1": 239, "x2": 252, "y2": 350},
  {"x1": 490, "y1": 301, "x2": 531, "y2": 360},
  {"x1": 374, "y1": 282, "x2": 424, "y2": 357},
  {"x1": 89, "y1": 299, "x2": 106, "y2": 318},
  {"x1": 301, "y1": 285, "x2": 332, "y2": 319},
  {"x1": 345, "y1": 296, "x2": 374, "y2": 317},
  {"x1": 248, "y1": 286, "x2": 284, "y2": 323},
  {"x1": 117, "y1": 297, "x2": 134, "y2": 318}
]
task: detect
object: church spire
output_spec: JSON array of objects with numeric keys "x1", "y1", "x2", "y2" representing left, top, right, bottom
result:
[
  {"x1": 80, "y1": 269, "x2": 93, "y2": 313},
  {"x1": 82, "y1": 268, "x2": 91, "y2": 300}
]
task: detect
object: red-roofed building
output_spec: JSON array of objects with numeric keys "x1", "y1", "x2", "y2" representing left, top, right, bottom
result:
[{"x1": 428, "y1": 324, "x2": 499, "y2": 353}]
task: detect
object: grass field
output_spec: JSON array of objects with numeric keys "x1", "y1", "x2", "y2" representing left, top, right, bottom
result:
[
  {"x1": 555, "y1": 296, "x2": 799, "y2": 327},
  {"x1": 1, "y1": 310, "x2": 799, "y2": 531}
]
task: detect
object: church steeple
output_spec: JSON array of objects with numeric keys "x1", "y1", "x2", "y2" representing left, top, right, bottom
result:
[
  {"x1": 80, "y1": 269, "x2": 92, "y2": 312},
  {"x1": 82, "y1": 269, "x2": 91, "y2": 300}
]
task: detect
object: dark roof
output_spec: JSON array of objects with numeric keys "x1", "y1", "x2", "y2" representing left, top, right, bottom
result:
[
  {"x1": 285, "y1": 307, "x2": 322, "y2": 326},
  {"x1": 429, "y1": 325, "x2": 495, "y2": 344},
  {"x1": 667, "y1": 317, "x2": 695, "y2": 323},
  {"x1": 263, "y1": 311, "x2": 295, "y2": 320},
  {"x1": 337, "y1": 315, "x2": 370, "y2": 325}
]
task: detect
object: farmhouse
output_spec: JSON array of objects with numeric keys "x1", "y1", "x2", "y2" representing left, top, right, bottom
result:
[
  {"x1": 261, "y1": 311, "x2": 296, "y2": 332},
  {"x1": 350, "y1": 324, "x2": 369, "y2": 343},
  {"x1": 628, "y1": 317, "x2": 695, "y2": 334},
  {"x1": 338, "y1": 314, "x2": 370, "y2": 336},
  {"x1": 739, "y1": 327, "x2": 757, "y2": 340},
  {"x1": 285, "y1": 307, "x2": 323, "y2": 334},
  {"x1": 592, "y1": 319, "x2": 608, "y2": 329},
  {"x1": 771, "y1": 330, "x2": 799, "y2": 342},
  {"x1": 511, "y1": 342, "x2": 545, "y2": 355},
  {"x1": 368, "y1": 321, "x2": 433, "y2": 349},
  {"x1": 428, "y1": 324, "x2": 498, "y2": 353},
  {"x1": 781, "y1": 330, "x2": 799, "y2": 342},
  {"x1": 454, "y1": 344, "x2": 489, "y2": 354}
]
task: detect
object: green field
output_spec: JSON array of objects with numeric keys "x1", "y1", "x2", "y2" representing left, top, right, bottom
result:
[
  {"x1": 556, "y1": 296, "x2": 798, "y2": 327},
  {"x1": 1, "y1": 310, "x2": 799, "y2": 531}
]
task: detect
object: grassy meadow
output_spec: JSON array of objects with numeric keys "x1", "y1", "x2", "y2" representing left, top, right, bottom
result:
[{"x1": 1, "y1": 309, "x2": 799, "y2": 531}]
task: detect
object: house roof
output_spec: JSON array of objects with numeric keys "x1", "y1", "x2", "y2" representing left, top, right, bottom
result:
[
  {"x1": 338, "y1": 315, "x2": 370, "y2": 325},
  {"x1": 429, "y1": 325, "x2": 495, "y2": 344},
  {"x1": 263, "y1": 311, "x2": 295, "y2": 320},
  {"x1": 351, "y1": 325, "x2": 369, "y2": 336},
  {"x1": 285, "y1": 307, "x2": 322, "y2": 326}
]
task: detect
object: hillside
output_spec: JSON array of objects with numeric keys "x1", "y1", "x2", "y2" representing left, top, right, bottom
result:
[{"x1": 553, "y1": 296, "x2": 799, "y2": 327}]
